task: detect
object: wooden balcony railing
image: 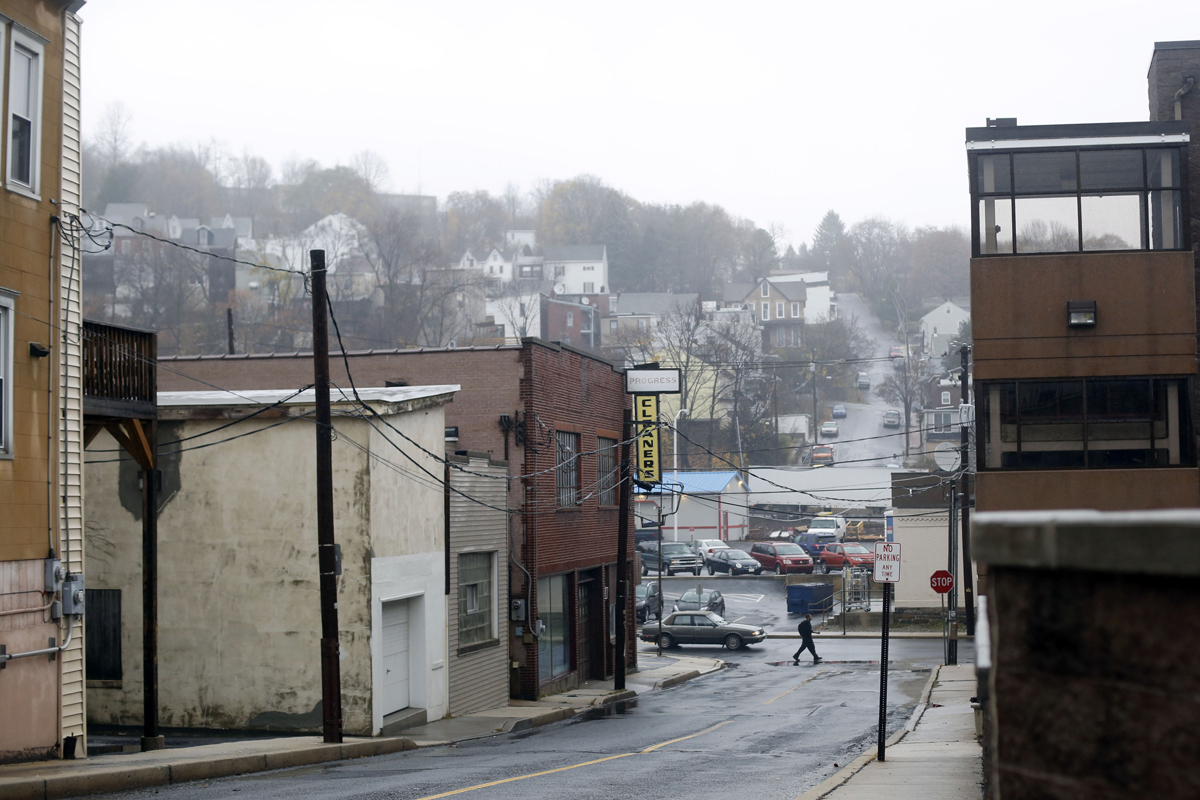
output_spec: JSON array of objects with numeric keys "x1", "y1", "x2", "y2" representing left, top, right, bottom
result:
[{"x1": 83, "y1": 319, "x2": 157, "y2": 420}]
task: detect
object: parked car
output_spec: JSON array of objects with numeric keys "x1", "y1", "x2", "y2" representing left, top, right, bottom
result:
[
  {"x1": 689, "y1": 538, "x2": 730, "y2": 558},
  {"x1": 820, "y1": 421, "x2": 840, "y2": 437},
  {"x1": 832, "y1": 404, "x2": 847, "y2": 418},
  {"x1": 640, "y1": 611, "x2": 766, "y2": 650},
  {"x1": 706, "y1": 548, "x2": 763, "y2": 575},
  {"x1": 673, "y1": 588, "x2": 726, "y2": 616},
  {"x1": 748, "y1": 542, "x2": 814, "y2": 574},
  {"x1": 635, "y1": 582, "x2": 663, "y2": 622},
  {"x1": 811, "y1": 445, "x2": 835, "y2": 465},
  {"x1": 883, "y1": 410, "x2": 902, "y2": 428},
  {"x1": 793, "y1": 530, "x2": 838, "y2": 558},
  {"x1": 857, "y1": 372, "x2": 871, "y2": 390},
  {"x1": 889, "y1": 346, "x2": 905, "y2": 359},
  {"x1": 815, "y1": 542, "x2": 876, "y2": 573},
  {"x1": 639, "y1": 541, "x2": 703, "y2": 576}
]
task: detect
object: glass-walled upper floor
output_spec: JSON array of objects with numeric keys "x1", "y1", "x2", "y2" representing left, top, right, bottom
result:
[{"x1": 966, "y1": 122, "x2": 1190, "y2": 257}]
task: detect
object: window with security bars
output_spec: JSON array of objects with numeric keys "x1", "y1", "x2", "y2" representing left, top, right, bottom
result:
[
  {"x1": 598, "y1": 437, "x2": 618, "y2": 506},
  {"x1": 458, "y1": 552, "x2": 494, "y2": 647},
  {"x1": 556, "y1": 431, "x2": 581, "y2": 507}
]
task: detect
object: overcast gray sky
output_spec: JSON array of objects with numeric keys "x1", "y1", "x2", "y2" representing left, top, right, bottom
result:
[{"x1": 82, "y1": 0, "x2": 1194, "y2": 247}]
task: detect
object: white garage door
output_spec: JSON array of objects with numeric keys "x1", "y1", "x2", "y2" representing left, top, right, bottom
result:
[{"x1": 381, "y1": 599, "x2": 410, "y2": 715}]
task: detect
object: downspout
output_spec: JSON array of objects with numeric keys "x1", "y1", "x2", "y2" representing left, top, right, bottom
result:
[{"x1": 1175, "y1": 76, "x2": 1195, "y2": 120}]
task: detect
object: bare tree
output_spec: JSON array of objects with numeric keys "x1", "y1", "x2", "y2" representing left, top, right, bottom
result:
[
  {"x1": 350, "y1": 150, "x2": 391, "y2": 194},
  {"x1": 877, "y1": 354, "x2": 935, "y2": 459}
]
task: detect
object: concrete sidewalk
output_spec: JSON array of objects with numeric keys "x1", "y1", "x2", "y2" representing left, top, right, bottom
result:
[
  {"x1": 0, "y1": 653, "x2": 722, "y2": 800},
  {"x1": 799, "y1": 663, "x2": 983, "y2": 799}
]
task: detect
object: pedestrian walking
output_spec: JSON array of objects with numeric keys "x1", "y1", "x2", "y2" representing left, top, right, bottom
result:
[{"x1": 793, "y1": 614, "x2": 821, "y2": 664}]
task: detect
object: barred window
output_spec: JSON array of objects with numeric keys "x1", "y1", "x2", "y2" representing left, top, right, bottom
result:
[
  {"x1": 598, "y1": 436, "x2": 618, "y2": 506},
  {"x1": 458, "y1": 552, "x2": 494, "y2": 647},
  {"x1": 556, "y1": 430, "x2": 581, "y2": 507}
]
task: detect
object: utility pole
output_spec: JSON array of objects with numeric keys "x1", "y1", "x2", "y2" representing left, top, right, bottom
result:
[
  {"x1": 811, "y1": 351, "x2": 818, "y2": 460},
  {"x1": 947, "y1": 487, "x2": 959, "y2": 666},
  {"x1": 141, "y1": 428, "x2": 160, "y2": 751},
  {"x1": 959, "y1": 345, "x2": 975, "y2": 636},
  {"x1": 614, "y1": 408, "x2": 632, "y2": 691},
  {"x1": 310, "y1": 250, "x2": 343, "y2": 744},
  {"x1": 226, "y1": 307, "x2": 235, "y2": 355}
]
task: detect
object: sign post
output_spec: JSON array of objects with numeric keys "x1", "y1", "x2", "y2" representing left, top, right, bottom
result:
[
  {"x1": 624, "y1": 367, "x2": 680, "y2": 660},
  {"x1": 873, "y1": 541, "x2": 901, "y2": 762}
]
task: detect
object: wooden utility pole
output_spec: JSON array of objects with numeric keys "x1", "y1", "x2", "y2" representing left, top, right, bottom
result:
[
  {"x1": 311, "y1": 250, "x2": 343, "y2": 744},
  {"x1": 140, "y1": 422, "x2": 160, "y2": 751},
  {"x1": 960, "y1": 345, "x2": 975, "y2": 636},
  {"x1": 614, "y1": 408, "x2": 632, "y2": 690}
]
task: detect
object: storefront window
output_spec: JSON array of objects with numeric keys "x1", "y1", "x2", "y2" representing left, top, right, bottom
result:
[{"x1": 538, "y1": 574, "x2": 571, "y2": 681}]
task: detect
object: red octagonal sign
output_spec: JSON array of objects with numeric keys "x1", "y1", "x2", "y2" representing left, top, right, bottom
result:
[{"x1": 930, "y1": 570, "x2": 954, "y2": 594}]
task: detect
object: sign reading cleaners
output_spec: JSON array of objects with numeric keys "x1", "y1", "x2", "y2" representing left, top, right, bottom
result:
[
  {"x1": 634, "y1": 394, "x2": 661, "y2": 483},
  {"x1": 625, "y1": 367, "x2": 681, "y2": 485}
]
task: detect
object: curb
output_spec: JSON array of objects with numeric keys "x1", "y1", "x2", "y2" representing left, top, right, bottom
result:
[
  {"x1": 654, "y1": 669, "x2": 701, "y2": 690},
  {"x1": 502, "y1": 708, "x2": 576, "y2": 733},
  {"x1": 10, "y1": 737, "x2": 419, "y2": 800},
  {"x1": 792, "y1": 663, "x2": 942, "y2": 800}
]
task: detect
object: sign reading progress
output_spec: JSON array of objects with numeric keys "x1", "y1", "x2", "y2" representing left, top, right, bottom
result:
[
  {"x1": 634, "y1": 394, "x2": 660, "y2": 483},
  {"x1": 626, "y1": 368, "x2": 681, "y2": 394}
]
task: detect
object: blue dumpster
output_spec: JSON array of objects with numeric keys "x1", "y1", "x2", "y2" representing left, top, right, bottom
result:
[{"x1": 787, "y1": 582, "x2": 834, "y2": 615}]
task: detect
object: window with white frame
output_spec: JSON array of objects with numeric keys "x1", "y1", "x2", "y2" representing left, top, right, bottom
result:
[
  {"x1": 583, "y1": 282, "x2": 594, "y2": 293},
  {"x1": 941, "y1": 391, "x2": 952, "y2": 406},
  {"x1": 791, "y1": 302, "x2": 800, "y2": 318},
  {"x1": 566, "y1": 311, "x2": 574, "y2": 328},
  {"x1": 458, "y1": 551, "x2": 495, "y2": 648},
  {"x1": 7, "y1": 28, "x2": 43, "y2": 195},
  {"x1": 761, "y1": 302, "x2": 769, "y2": 320},
  {"x1": 776, "y1": 301, "x2": 784, "y2": 318},
  {"x1": 776, "y1": 327, "x2": 785, "y2": 347},
  {"x1": 761, "y1": 282, "x2": 770, "y2": 297},
  {"x1": 0, "y1": 292, "x2": 13, "y2": 458}
]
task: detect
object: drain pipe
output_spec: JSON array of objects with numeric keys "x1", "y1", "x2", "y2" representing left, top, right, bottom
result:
[
  {"x1": 1175, "y1": 76, "x2": 1195, "y2": 120},
  {"x1": 0, "y1": 614, "x2": 75, "y2": 666}
]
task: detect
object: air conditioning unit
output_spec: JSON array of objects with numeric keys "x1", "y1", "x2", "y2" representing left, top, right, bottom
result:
[{"x1": 447, "y1": 339, "x2": 458, "y2": 349}]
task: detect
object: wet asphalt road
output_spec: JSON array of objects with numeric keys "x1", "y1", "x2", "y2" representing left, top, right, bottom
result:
[{"x1": 86, "y1": 628, "x2": 969, "y2": 800}]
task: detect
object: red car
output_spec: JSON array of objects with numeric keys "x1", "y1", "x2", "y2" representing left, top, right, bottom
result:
[
  {"x1": 815, "y1": 542, "x2": 875, "y2": 574},
  {"x1": 748, "y1": 542, "x2": 814, "y2": 575},
  {"x1": 889, "y1": 346, "x2": 905, "y2": 359}
]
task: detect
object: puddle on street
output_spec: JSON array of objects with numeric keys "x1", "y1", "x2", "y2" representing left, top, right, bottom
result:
[{"x1": 573, "y1": 698, "x2": 638, "y2": 722}]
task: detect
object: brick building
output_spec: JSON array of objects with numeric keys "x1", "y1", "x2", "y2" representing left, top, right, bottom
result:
[{"x1": 158, "y1": 339, "x2": 634, "y2": 699}]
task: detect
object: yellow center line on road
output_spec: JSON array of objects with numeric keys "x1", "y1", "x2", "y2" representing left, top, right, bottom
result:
[
  {"x1": 764, "y1": 670, "x2": 827, "y2": 705},
  {"x1": 409, "y1": 720, "x2": 734, "y2": 800}
]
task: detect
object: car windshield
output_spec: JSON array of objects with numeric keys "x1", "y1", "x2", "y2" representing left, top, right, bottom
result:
[
  {"x1": 774, "y1": 544, "x2": 805, "y2": 555},
  {"x1": 705, "y1": 612, "x2": 727, "y2": 624},
  {"x1": 661, "y1": 543, "x2": 690, "y2": 554},
  {"x1": 844, "y1": 544, "x2": 871, "y2": 554},
  {"x1": 809, "y1": 519, "x2": 837, "y2": 529},
  {"x1": 680, "y1": 590, "x2": 715, "y2": 603},
  {"x1": 635, "y1": 585, "x2": 647, "y2": 598},
  {"x1": 725, "y1": 550, "x2": 752, "y2": 559}
]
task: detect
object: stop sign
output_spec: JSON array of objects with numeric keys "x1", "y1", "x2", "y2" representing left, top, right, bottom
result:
[{"x1": 930, "y1": 570, "x2": 954, "y2": 594}]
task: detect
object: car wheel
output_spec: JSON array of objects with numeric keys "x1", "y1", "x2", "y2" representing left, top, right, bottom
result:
[
  {"x1": 776, "y1": 563, "x2": 784, "y2": 576},
  {"x1": 658, "y1": 633, "x2": 675, "y2": 649},
  {"x1": 816, "y1": 561, "x2": 827, "y2": 574},
  {"x1": 667, "y1": 569, "x2": 675, "y2": 577},
  {"x1": 707, "y1": 566, "x2": 715, "y2": 576},
  {"x1": 724, "y1": 633, "x2": 743, "y2": 650}
]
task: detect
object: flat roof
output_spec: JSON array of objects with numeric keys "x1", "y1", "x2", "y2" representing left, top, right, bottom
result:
[
  {"x1": 965, "y1": 120, "x2": 1190, "y2": 150},
  {"x1": 159, "y1": 385, "x2": 459, "y2": 408}
]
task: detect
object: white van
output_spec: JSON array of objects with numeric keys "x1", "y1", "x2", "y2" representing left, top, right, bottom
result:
[
  {"x1": 857, "y1": 372, "x2": 871, "y2": 390},
  {"x1": 806, "y1": 515, "x2": 846, "y2": 541}
]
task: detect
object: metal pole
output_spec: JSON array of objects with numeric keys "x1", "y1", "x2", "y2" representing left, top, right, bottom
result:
[
  {"x1": 656, "y1": 500, "x2": 664, "y2": 657},
  {"x1": 947, "y1": 488, "x2": 959, "y2": 666},
  {"x1": 959, "y1": 345, "x2": 975, "y2": 636},
  {"x1": 671, "y1": 408, "x2": 687, "y2": 543},
  {"x1": 877, "y1": 582, "x2": 891, "y2": 762},
  {"x1": 311, "y1": 250, "x2": 343, "y2": 744},
  {"x1": 615, "y1": 409, "x2": 632, "y2": 691},
  {"x1": 226, "y1": 307, "x2": 235, "y2": 355},
  {"x1": 140, "y1": 431, "x2": 159, "y2": 750}
]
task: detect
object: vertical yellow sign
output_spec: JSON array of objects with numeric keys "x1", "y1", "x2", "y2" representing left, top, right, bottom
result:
[{"x1": 634, "y1": 394, "x2": 660, "y2": 483}]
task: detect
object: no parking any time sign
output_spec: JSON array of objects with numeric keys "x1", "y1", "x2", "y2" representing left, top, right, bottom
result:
[{"x1": 873, "y1": 541, "x2": 901, "y2": 583}]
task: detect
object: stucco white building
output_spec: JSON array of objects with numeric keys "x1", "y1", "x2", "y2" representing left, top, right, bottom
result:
[
  {"x1": 640, "y1": 471, "x2": 750, "y2": 543},
  {"x1": 84, "y1": 385, "x2": 459, "y2": 736},
  {"x1": 919, "y1": 300, "x2": 970, "y2": 357},
  {"x1": 543, "y1": 245, "x2": 609, "y2": 295}
]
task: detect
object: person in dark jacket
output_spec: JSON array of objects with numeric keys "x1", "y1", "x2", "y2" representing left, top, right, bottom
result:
[{"x1": 793, "y1": 614, "x2": 821, "y2": 664}]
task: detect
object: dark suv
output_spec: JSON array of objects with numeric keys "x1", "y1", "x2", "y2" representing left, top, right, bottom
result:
[
  {"x1": 748, "y1": 542, "x2": 814, "y2": 575},
  {"x1": 639, "y1": 541, "x2": 703, "y2": 576},
  {"x1": 793, "y1": 530, "x2": 838, "y2": 559}
]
